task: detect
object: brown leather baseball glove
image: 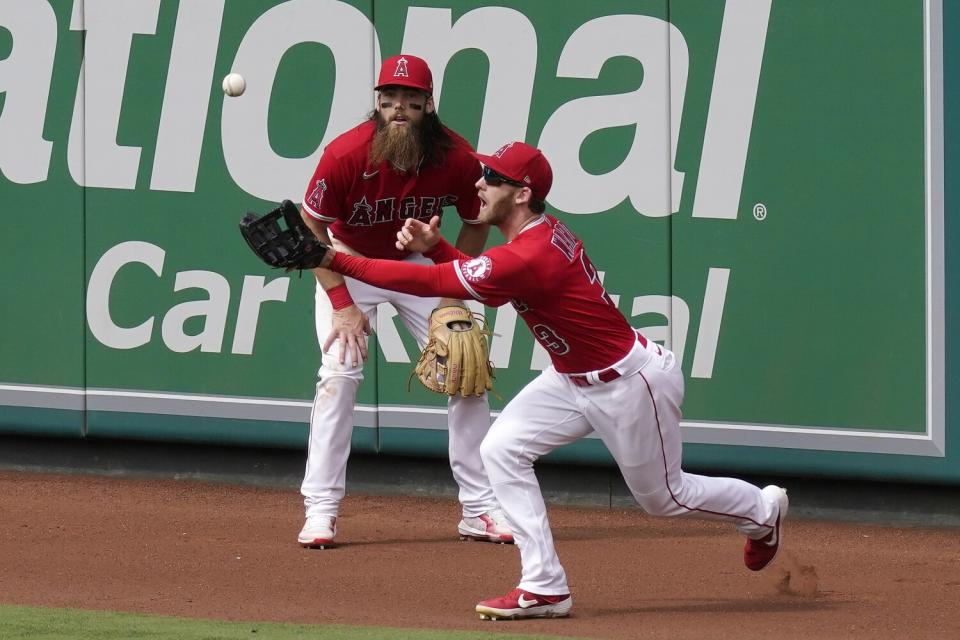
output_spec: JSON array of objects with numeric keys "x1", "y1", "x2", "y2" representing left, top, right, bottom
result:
[{"x1": 413, "y1": 306, "x2": 494, "y2": 397}]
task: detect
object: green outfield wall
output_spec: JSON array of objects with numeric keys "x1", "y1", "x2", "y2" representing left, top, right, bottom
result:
[{"x1": 1, "y1": 0, "x2": 956, "y2": 483}]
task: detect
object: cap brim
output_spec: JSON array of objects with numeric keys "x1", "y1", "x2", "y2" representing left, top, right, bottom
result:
[
  {"x1": 374, "y1": 80, "x2": 431, "y2": 96},
  {"x1": 470, "y1": 152, "x2": 522, "y2": 184}
]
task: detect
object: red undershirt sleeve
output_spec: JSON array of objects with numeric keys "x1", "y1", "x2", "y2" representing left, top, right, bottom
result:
[
  {"x1": 330, "y1": 252, "x2": 471, "y2": 299},
  {"x1": 423, "y1": 236, "x2": 470, "y2": 264}
]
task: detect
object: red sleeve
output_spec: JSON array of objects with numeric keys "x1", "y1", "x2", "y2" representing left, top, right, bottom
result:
[
  {"x1": 424, "y1": 236, "x2": 470, "y2": 264},
  {"x1": 301, "y1": 150, "x2": 349, "y2": 222},
  {"x1": 330, "y1": 253, "x2": 470, "y2": 299},
  {"x1": 451, "y1": 245, "x2": 531, "y2": 307}
]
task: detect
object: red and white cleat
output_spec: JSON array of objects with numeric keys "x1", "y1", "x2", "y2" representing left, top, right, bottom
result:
[
  {"x1": 476, "y1": 588, "x2": 572, "y2": 620},
  {"x1": 744, "y1": 485, "x2": 788, "y2": 571},
  {"x1": 458, "y1": 509, "x2": 514, "y2": 544},
  {"x1": 298, "y1": 514, "x2": 337, "y2": 549}
]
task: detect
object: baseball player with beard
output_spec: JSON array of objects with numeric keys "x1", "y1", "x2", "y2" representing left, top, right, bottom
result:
[
  {"x1": 313, "y1": 141, "x2": 789, "y2": 619},
  {"x1": 296, "y1": 54, "x2": 513, "y2": 548}
]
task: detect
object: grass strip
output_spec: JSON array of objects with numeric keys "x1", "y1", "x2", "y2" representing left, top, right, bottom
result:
[{"x1": 0, "y1": 604, "x2": 593, "y2": 640}]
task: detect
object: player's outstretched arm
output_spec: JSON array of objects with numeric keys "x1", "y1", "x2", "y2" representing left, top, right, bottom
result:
[{"x1": 323, "y1": 250, "x2": 471, "y2": 301}]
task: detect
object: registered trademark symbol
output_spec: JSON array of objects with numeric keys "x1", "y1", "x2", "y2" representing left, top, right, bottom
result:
[{"x1": 753, "y1": 203, "x2": 767, "y2": 221}]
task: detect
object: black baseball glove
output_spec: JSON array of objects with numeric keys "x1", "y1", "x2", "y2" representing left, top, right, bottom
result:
[{"x1": 239, "y1": 200, "x2": 329, "y2": 271}]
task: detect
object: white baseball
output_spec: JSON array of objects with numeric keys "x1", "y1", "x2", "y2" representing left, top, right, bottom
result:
[{"x1": 222, "y1": 73, "x2": 246, "y2": 97}]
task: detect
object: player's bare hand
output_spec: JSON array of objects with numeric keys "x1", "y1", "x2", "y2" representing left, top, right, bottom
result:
[
  {"x1": 323, "y1": 304, "x2": 371, "y2": 366},
  {"x1": 396, "y1": 216, "x2": 441, "y2": 252},
  {"x1": 318, "y1": 247, "x2": 336, "y2": 269}
]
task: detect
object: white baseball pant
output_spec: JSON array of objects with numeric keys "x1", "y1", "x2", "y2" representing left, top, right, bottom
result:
[
  {"x1": 480, "y1": 335, "x2": 781, "y2": 595},
  {"x1": 301, "y1": 251, "x2": 498, "y2": 519}
]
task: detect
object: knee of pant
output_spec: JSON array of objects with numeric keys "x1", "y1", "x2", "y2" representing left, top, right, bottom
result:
[
  {"x1": 319, "y1": 356, "x2": 365, "y2": 383},
  {"x1": 479, "y1": 431, "x2": 507, "y2": 470},
  {"x1": 635, "y1": 489, "x2": 684, "y2": 517},
  {"x1": 479, "y1": 427, "x2": 527, "y2": 471},
  {"x1": 316, "y1": 374, "x2": 362, "y2": 394}
]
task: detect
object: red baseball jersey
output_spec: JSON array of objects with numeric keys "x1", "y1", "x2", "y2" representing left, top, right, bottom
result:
[
  {"x1": 331, "y1": 215, "x2": 638, "y2": 373},
  {"x1": 301, "y1": 120, "x2": 483, "y2": 260}
]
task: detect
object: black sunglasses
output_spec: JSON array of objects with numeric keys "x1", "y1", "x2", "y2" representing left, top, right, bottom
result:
[{"x1": 482, "y1": 165, "x2": 525, "y2": 188}]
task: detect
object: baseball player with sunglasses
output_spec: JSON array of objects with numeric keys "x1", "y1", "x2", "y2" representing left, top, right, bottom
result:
[
  {"x1": 295, "y1": 54, "x2": 512, "y2": 549},
  {"x1": 308, "y1": 140, "x2": 789, "y2": 620}
]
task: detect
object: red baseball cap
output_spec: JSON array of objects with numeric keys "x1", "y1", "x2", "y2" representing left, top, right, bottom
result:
[
  {"x1": 375, "y1": 54, "x2": 433, "y2": 96},
  {"x1": 472, "y1": 142, "x2": 553, "y2": 201}
]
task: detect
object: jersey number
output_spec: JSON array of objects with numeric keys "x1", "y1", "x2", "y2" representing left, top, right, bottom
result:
[{"x1": 580, "y1": 251, "x2": 616, "y2": 308}]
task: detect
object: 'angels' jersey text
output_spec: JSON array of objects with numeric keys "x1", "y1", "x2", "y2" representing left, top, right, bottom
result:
[
  {"x1": 346, "y1": 194, "x2": 459, "y2": 227},
  {"x1": 300, "y1": 120, "x2": 482, "y2": 260}
]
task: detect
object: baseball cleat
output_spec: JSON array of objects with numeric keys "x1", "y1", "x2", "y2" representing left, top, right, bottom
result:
[
  {"x1": 298, "y1": 514, "x2": 337, "y2": 549},
  {"x1": 476, "y1": 588, "x2": 572, "y2": 620},
  {"x1": 458, "y1": 509, "x2": 514, "y2": 544},
  {"x1": 744, "y1": 485, "x2": 788, "y2": 571}
]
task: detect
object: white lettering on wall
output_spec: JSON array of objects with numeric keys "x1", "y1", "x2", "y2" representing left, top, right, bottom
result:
[
  {"x1": 161, "y1": 270, "x2": 231, "y2": 353},
  {"x1": 87, "y1": 241, "x2": 165, "y2": 349},
  {"x1": 2, "y1": 2, "x2": 766, "y2": 222},
  {"x1": 67, "y1": 0, "x2": 161, "y2": 189},
  {"x1": 401, "y1": 6, "x2": 537, "y2": 152},
  {"x1": 11, "y1": 4, "x2": 760, "y2": 371},
  {"x1": 539, "y1": 15, "x2": 687, "y2": 216},
  {"x1": 631, "y1": 295, "x2": 691, "y2": 365},
  {"x1": 151, "y1": 0, "x2": 225, "y2": 192},
  {"x1": 489, "y1": 304, "x2": 519, "y2": 369},
  {"x1": 690, "y1": 267, "x2": 730, "y2": 378},
  {"x1": 0, "y1": 0, "x2": 56, "y2": 184},
  {"x1": 222, "y1": 0, "x2": 377, "y2": 202},
  {"x1": 232, "y1": 276, "x2": 290, "y2": 355},
  {"x1": 86, "y1": 241, "x2": 289, "y2": 354},
  {"x1": 693, "y1": 0, "x2": 772, "y2": 220},
  {"x1": 376, "y1": 305, "x2": 412, "y2": 363}
]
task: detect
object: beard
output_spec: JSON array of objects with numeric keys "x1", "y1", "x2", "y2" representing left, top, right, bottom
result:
[
  {"x1": 481, "y1": 194, "x2": 513, "y2": 225},
  {"x1": 369, "y1": 114, "x2": 422, "y2": 172}
]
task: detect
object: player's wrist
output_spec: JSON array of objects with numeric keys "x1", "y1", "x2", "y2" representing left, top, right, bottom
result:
[{"x1": 326, "y1": 282, "x2": 354, "y2": 310}]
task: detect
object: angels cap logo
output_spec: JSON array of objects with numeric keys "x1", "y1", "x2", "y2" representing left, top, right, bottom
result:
[
  {"x1": 493, "y1": 142, "x2": 514, "y2": 159},
  {"x1": 376, "y1": 54, "x2": 433, "y2": 96},
  {"x1": 460, "y1": 256, "x2": 493, "y2": 283}
]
